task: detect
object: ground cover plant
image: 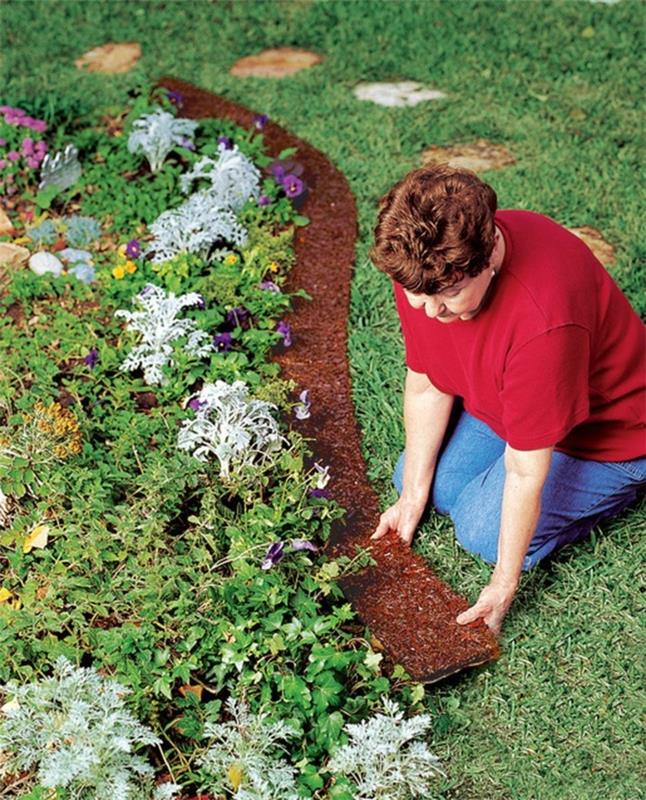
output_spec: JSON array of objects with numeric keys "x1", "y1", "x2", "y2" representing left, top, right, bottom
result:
[
  {"x1": 2, "y1": 1, "x2": 644, "y2": 798},
  {"x1": 0, "y1": 85, "x2": 440, "y2": 799}
]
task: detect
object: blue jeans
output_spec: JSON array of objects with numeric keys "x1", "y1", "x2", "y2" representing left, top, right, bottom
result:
[{"x1": 392, "y1": 409, "x2": 646, "y2": 571}]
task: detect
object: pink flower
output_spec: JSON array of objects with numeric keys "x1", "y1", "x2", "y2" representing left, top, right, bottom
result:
[
  {"x1": 26, "y1": 157, "x2": 40, "y2": 169},
  {"x1": 29, "y1": 119, "x2": 47, "y2": 133},
  {"x1": 35, "y1": 140, "x2": 47, "y2": 154},
  {"x1": 0, "y1": 160, "x2": 7, "y2": 169},
  {"x1": 0, "y1": 137, "x2": 6, "y2": 146},
  {"x1": 22, "y1": 137, "x2": 34, "y2": 155},
  {"x1": 7, "y1": 151, "x2": 20, "y2": 162}
]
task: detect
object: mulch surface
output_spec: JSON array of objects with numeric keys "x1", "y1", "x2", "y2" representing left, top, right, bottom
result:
[{"x1": 160, "y1": 77, "x2": 500, "y2": 682}]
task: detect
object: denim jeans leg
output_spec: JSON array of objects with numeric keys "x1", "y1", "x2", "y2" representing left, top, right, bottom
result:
[
  {"x1": 450, "y1": 451, "x2": 646, "y2": 570},
  {"x1": 391, "y1": 409, "x2": 506, "y2": 514}
]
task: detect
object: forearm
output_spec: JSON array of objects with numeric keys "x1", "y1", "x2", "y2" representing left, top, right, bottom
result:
[
  {"x1": 492, "y1": 472, "x2": 544, "y2": 588},
  {"x1": 401, "y1": 373, "x2": 453, "y2": 504}
]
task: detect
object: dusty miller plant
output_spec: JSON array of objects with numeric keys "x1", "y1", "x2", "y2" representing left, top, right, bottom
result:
[
  {"x1": 180, "y1": 142, "x2": 261, "y2": 211},
  {"x1": 199, "y1": 697, "x2": 299, "y2": 800},
  {"x1": 0, "y1": 657, "x2": 179, "y2": 800},
  {"x1": 146, "y1": 191, "x2": 248, "y2": 264},
  {"x1": 177, "y1": 381, "x2": 286, "y2": 480},
  {"x1": 127, "y1": 107, "x2": 198, "y2": 173},
  {"x1": 326, "y1": 696, "x2": 445, "y2": 800},
  {"x1": 115, "y1": 283, "x2": 212, "y2": 385}
]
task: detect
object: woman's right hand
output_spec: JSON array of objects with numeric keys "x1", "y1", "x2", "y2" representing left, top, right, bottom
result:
[{"x1": 370, "y1": 496, "x2": 427, "y2": 546}]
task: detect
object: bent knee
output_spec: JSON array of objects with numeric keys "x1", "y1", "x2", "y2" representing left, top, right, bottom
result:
[{"x1": 452, "y1": 504, "x2": 499, "y2": 565}]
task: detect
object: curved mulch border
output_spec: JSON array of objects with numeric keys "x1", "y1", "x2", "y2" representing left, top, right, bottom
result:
[{"x1": 160, "y1": 78, "x2": 499, "y2": 682}]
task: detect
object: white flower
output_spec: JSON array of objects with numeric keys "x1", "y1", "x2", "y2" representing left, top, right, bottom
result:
[
  {"x1": 314, "y1": 462, "x2": 330, "y2": 489},
  {"x1": 146, "y1": 191, "x2": 248, "y2": 264},
  {"x1": 180, "y1": 142, "x2": 261, "y2": 211},
  {"x1": 115, "y1": 284, "x2": 212, "y2": 385},
  {"x1": 294, "y1": 389, "x2": 311, "y2": 420},
  {"x1": 127, "y1": 107, "x2": 198, "y2": 173},
  {"x1": 326, "y1": 696, "x2": 444, "y2": 800},
  {"x1": 177, "y1": 380, "x2": 286, "y2": 479}
]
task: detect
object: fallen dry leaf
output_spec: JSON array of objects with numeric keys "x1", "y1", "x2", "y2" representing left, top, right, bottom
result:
[
  {"x1": 23, "y1": 523, "x2": 50, "y2": 554},
  {"x1": 179, "y1": 684, "x2": 204, "y2": 701}
]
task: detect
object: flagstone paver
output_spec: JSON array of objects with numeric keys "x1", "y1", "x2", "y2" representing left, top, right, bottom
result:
[
  {"x1": 230, "y1": 47, "x2": 321, "y2": 78},
  {"x1": 74, "y1": 42, "x2": 141, "y2": 74},
  {"x1": 0, "y1": 207, "x2": 14, "y2": 235},
  {"x1": 158, "y1": 77, "x2": 499, "y2": 683},
  {"x1": 422, "y1": 140, "x2": 516, "y2": 172},
  {"x1": 568, "y1": 226, "x2": 616, "y2": 267},
  {"x1": 353, "y1": 81, "x2": 447, "y2": 107},
  {"x1": 0, "y1": 242, "x2": 30, "y2": 267}
]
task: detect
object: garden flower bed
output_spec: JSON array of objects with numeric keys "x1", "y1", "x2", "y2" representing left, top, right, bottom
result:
[{"x1": 0, "y1": 81, "x2": 494, "y2": 799}]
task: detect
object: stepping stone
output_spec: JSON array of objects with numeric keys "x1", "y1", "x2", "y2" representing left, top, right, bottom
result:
[
  {"x1": 0, "y1": 242, "x2": 30, "y2": 267},
  {"x1": 230, "y1": 48, "x2": 321, "y2": 78},
  {"x1": 75, "y1": 42, "x2": 141, "y2": 74},
  {"x1": 422, "y1": 140, "x2": 515, "y2": 172},
  {"x1": 354, "y1": 81, "x2": 447, "y2": 107},
  {"x1": 158, "y1": 78, "x2": 500, "y2": 683},
  {"x1": 0, "y1": 206, "x2": 14, "y2": 235},
  {"x1": 569, "y1": 226, "x2": 616, "y2": 266}
]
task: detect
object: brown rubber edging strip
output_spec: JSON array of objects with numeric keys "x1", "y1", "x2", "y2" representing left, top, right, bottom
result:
[{"x1": 160, "y1": 78, "x2": 500, "y2": 682}]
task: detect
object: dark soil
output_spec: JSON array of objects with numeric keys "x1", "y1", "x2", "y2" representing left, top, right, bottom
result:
[{"x1": 159, "y1": 78, "x2": 500, "y2": 682}]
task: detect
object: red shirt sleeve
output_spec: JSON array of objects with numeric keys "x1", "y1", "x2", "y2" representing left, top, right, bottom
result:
[
  {"x1": 394, "y1": 283, "x2": 426, "y2": 373},
  {"x1": 501, "y1": 325, "x2": 591, "y2": 450}
]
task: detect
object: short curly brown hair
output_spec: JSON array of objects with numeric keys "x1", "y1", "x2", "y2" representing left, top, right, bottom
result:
[{"x1": 370, "y1": 164, "x2": 498, "y2": 294}]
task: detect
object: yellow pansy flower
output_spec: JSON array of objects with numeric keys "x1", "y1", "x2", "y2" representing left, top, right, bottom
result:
[
  {"x1": 124, "y1": 260, "x2": 137, "y2": 274},
  {"x1": 268, "y1": 261, "x2": 280, "y2": 273},
  {"x1": 224, "y1": 254, "x2": 239, "y2": 266},
  {"x1": 112, "y1": 264, "x2": 126, "y2": 280}
]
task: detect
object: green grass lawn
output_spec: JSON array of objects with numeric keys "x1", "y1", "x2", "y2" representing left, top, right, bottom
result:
[{"x1": 3, "y1": 1, "x2": 644, "y2": 797}]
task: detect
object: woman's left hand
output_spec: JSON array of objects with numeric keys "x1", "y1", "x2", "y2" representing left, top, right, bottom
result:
[{"x1": 455, "y1": 579, "x2": 518, "y2": 637}]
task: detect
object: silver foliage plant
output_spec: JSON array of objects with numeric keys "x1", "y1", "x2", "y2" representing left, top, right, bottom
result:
[
  {"x1": 39, "y1": 144, "x2": 82, "y2": 191},
  {"x1": 115, "y1": 283, "x2": 212, "y2": 385},
  {"x1": 146, "y1": 190, "x2": 248, "y2": 264},
  {"x1": 326, "y1": 697, "x2": 445, "y2": 800},
  {"x1": 0, "y1": 657, "x2": 179, "y2": 800},
  {"x1": 199, "y1": 697, "x2": 300, "y2": 800},
  {"x1": 177, "y1": 381, "x2": 286, "y2": 479},
  {"x1": 180, "y1": 142, "x2": 261, "y2": 211},
  {"x1": 127, "y1": 107, "x2": 198, "y2": 173}
]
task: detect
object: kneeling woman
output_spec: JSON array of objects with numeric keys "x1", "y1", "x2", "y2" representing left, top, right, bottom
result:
[{"x1": 369, "y1": 164, "x2": 645, "y2": 635}]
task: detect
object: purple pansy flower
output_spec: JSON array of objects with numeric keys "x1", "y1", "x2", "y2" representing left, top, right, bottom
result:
[
  {"x1": 259, "y1": 280, "x2": 281, "y2": 293},
  {"x1": 179, "y1": 136, "x2": 195, "y2": 151},
  {"x1": 270, "y1": 164, "x2": 286, "y2": 183},
  {"x1": 276, "y1": 320, "x2": 292, "y2": 347},
  {"x1": 308, "y1": 487, "x2": 331, "y2": 499},
  {"x1": 261, "y1": 540, "x2": 285, "y2": 570},
  {"x1": 291, "y1": 539, "x2": 318, "y2": 553},
  {"x1": 258, "y1": 194, "x2": 271, "y2": 206},
  {"x1": 167, "y1": 89, "x2": 184, "y2": 109},
  {"x1": 83, "y1": 347, "x2": 99, "y2": 368},
  {"x1": 254, "y1": 113, "x2": 269, "y2": 131},
  {"x1": 213, "y1": 332, "x2": 233, "y2": 352},
  {"x1": 188, "y1": 395, "x2": 206, "y2": 411},
  {"x1": 294, "y1": 389, "x2": 311, "y2": 420},
  {"x1": 125, "y1": 239, "x2": 141, "y2": 259},
  {"x1": 283, "y1": 174, "x2": 305, "y2": 199},
  {"x1": 225, "y1": 306, "x2": 251, "y2": 329},
  {"x1": 139, "y1": 285, "x2": 155, "y2": 298},
  {"x1": 218, "y1": 136, "x2": 233, "y2": 150}
]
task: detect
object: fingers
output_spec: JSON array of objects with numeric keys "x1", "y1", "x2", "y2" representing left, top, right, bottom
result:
[{"x1": 456, "y1": 600, "x2": 488, "y2": 626}]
